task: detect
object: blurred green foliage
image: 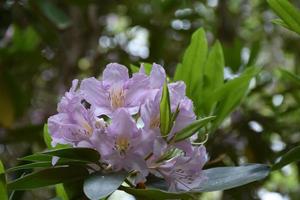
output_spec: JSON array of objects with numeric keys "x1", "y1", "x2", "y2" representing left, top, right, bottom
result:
[{"x1": 1, "y1": 0, "x2": 300, "y2": 199}]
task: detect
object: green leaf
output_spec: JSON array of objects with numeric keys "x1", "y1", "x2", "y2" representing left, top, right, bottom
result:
[
  {"x1": 8, "y1": 166, "x2": 88, "y2": 190},
  {"x1": 130, "y1": 63, "x2": 153, "y2": 75},
  {"x1": 194, "y1": 164, "x2": 270, "y2": 192},
  {"x1": 56, "y1": 184, "x2": 69, "y2": 200},
  {"x1": 268, "y1": 0, "x2": 300, "y2": 35},
  {"x1": 121, "y1": 164, "x2": 269, "y2": 199},
  {"x1": 160, "y1": 81, "x2": 172, "y2": 137},
  {"x1": 174, "y1": 28, "x2": 208, "y2": 106},
  {"x1": 272, "y1": 146, "x2": 300, "y2": 171},
  {"x1": 7, "y1": 162, "x2": 52, "y2": 172},
  {"x1": 42, "y1": 148, "x2": 100, "y2": 163},
  {"x1": 43, "y1": 124, "x2": 52, "y2": 148},
  {"x1": 120, "y1": 186, "x2": 193, "y2": 200},
  {"x1": 0, "y1": 160, "x2": 8, "y2": 200},
  {"x1": 7, "y1": 159, "x2": 87, "y2": 172},
  {"x1": 202, "y1": 41, "x2": 224, "y2": 115},
  {"x1": 279, "y1": 68, "x2": 300, "y2": 85},
  {"x1": 173, "y1": 116, "x2": 215, "y2": 142},
  {"x1": 83, "y1": 172, "x2": 127, "y2": 200},
  {"x1": 211, "y1": 67, "x2": 260, "y2": 129},
  {"x1": 272, "y1": 19, "x2": 290, "y2": 29},
  {"x1": 19, "y1": 154, "x2": 52, "y2": 162},
  {"x1": 43, "y1": 124, "x2": 71, "y2": 149},
  {"x1": 30, "y1": 0, "x2": 72, "y2": 30},
  {"x1": 129, "y1": 64, "x2": 140, "y2": 73}
]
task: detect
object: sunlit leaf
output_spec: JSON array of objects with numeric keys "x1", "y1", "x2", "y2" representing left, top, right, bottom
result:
[
  {"x1": 56, "y1": 184, "x2": 69, "y2": 200},
  {"x1": 268, "y1": 0, "x2": 300, "y2": 35},
  {"x1": 0, "y1": 160, "x2": 8, "y2": 200},
  {"x1": 202, "y1": 41, "x2": 224, "y2": 115},
  {"x1": 174, "y1": 28, "x2": 208, "y2": 107},
  {"x1": 83, "y1": 172, "x2": 127, "y2": 200}
]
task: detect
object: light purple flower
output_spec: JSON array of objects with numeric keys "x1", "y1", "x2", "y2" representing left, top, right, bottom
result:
[
  {"x1": 157, "y1": 145, "x2": 208, "y2": 191},
  {"x1": 48, "y1": 80, "x2": 105, "y2": 147},
  {"x1": 80, "y1": 63, "x2": 149, "y2": 117},
  {"x1": 96, "y1": 109, "x2": 151, "y2": 179}
]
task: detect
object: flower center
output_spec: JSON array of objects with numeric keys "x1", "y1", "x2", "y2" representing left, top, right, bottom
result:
[
  {"x1": 82, "y1": 121, "x2": 93, "y2": 137},
  {"x1": 115, "y1": 137, "x2": 130, "y2": 155},
  {"x1": 109, "y1": 87, "x2": 125, "y2": 110},
  {"x1": 150, "y1": 115, "x2": 160, "y2": 129}
]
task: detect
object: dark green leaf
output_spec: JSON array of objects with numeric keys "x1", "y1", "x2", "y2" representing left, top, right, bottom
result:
[
  {"x1": 160, "y1": 81, "x2": 172, "y2": 137},
  {"x1": 279, "y1": 68, "x2": 300, "y2": 85},
  {"x1": 42, "y1": 148, "x2": 100, "y2": 163},
  {"x1": 30, "y1": 0, "x2": 72, "y2": 30},
  {"x1": 122, "y1": 164, "x2": 269, "y2": 199},
  {"x1": 194, "y1": 164, "x2": 270, "y2": 192},
  {"x1": 272, "y1": 146, "x2": 300, "y2": 171},
  {"x1": 83, "y1": 172, "x2": 127, "y2": 200},
  {"x1": 8, "y1": 166, "x2": 88, "y2": 190},
  {"x1": 0, "y1": 160, "x2": 8, "y2": 200},
  {"x1": 268, "y1": 0, "x2": 300, "y2": 35},
  {"x1": 173, "y1": 116, "x2": 215, "y2": 142},
  {"x1": 120, "y1": 186, "x2": 193, "y2": 200},
  {"x1": 7, "y1": 159, "x2": 87, "y2": 172},
  {"x1": 19, "y1": 154, "x2": 52, "y2": 162},
  {"x1": 7, "y1": 162, "x2": 52, "y2": 172}
]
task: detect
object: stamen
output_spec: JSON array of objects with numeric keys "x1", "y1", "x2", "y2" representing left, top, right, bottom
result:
[
  {"x1": 115, "y1": 137, "x2": 130, "y2": 155},
  {"x1": 150, "y1": 115, "x2": 160, "y2": 129},
  {"x1": 109, "y1": 87, "x2": 125, "y2": 109}
]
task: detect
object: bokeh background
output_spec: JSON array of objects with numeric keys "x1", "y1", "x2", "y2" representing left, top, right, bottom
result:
[{"x1": 1, "y1": 0, "x2": 300, "y2": 199}]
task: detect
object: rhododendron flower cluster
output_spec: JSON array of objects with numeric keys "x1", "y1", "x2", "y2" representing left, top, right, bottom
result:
[{"x1": 48, "y1": 63, "x2": 208, "y2": 191}]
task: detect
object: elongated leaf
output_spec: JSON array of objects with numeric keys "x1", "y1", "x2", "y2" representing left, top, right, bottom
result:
[
  {"x1": 56, "y1": 184, "x2": 69, "y2": 200},
  {"x1": 43, "y1": 124, "x2": 52, "y2": 148},
  {"x1": 173, "y1": 116, "x2": 215, "y2": 142},
  {"x1": 8, "y1": 166, "x2": 88, "y2": 190},
  {"x1": 272, "y1": 146, "x2": 300, "y2": 171},
  {"x1": 30, "y1": 0, "x2": 72, "y2": 30},
  {"x1": 194, "y1": 164, "x2": 269, "y2": 192},
  {"x1": 211, "y1": 67, "x2": 260, "y2": 129},
  {"x1": 268, "y1": 0, "x2": 300, "y2": 35},
  {"x1": 202, "y1": 41, "x2": 224, "y2": 115},
  {"x1": 42, "y1": 148, "x2": 100, "y2": 163},
  {"x1": 121, "y1": 164, "x2": 269, "y2": 199},
  {"x1": 83, "y1": 172, "x2": 127, "y2": 200},
  {"x1": 204, "y1": 41, "x2": 224, "y2": 93},
  {"x1": 120, "y1": 186, "x2": 193, "y2": 200},
  {"x1": 7, "y1": 162, "x2": 52, "y2": 172},
  {"x1": 160, "y1": 81, "x2": 172, "y2": 137},
  {"x1": 19, "y1": 154, "x2": 52, "y2": 162},
  {"x1": 279, "y1": 68, "x2": 300, "y2": 85},
  {"x1": 272, "y1": 19, "x2": 290, "y2": 29},
  {"x1": 7, "y1": 159, "x2": 87, "y2": 172},
  {"x1": 174, "y1": 28, "x2": 208, "y2": 106},
  {"x1": 0, "y1": 160, "x2": 8, "y2": 200}
]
